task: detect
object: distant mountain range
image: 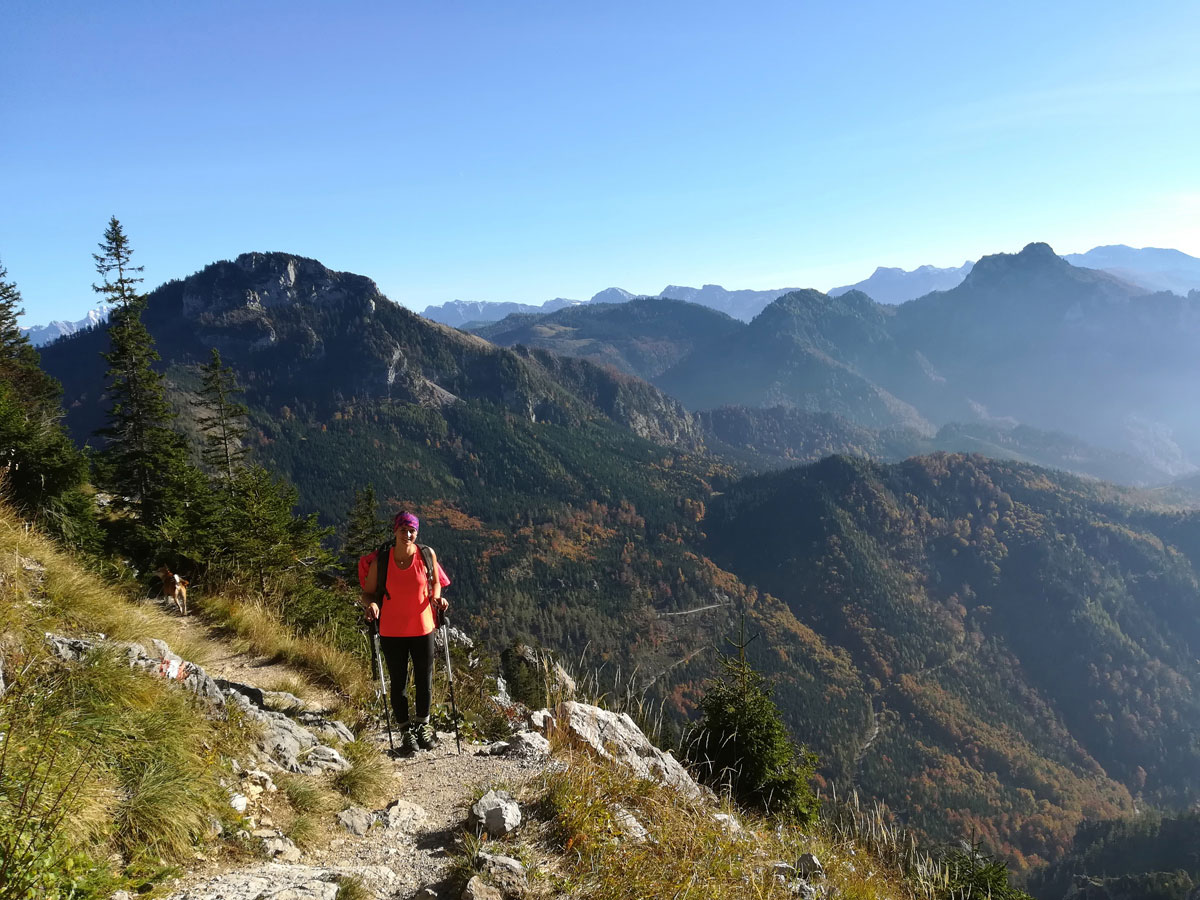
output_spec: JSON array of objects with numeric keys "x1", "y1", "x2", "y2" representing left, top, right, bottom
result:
[
  {"x1": 22, "y1": 304, "x2": 111, "y2": 346},
  {"x1": 420, "y1": 244, "x2": 1200, "y2": 327},
  {"x1": 474, "y1": 242, "x2": 1200, "y2": 481},
  {"x1": 423, "y1": 284, "x2": 798, "y2": 327},
  {"x1": 828, "y1": 261, "x2": 975, "y2": 303},
  {"x1": 27, "y1": 245, "x2": 1200, "y2": 340},
  {"x1": 1063, "y1": 244, "x2": 1200, "y2": 296}
]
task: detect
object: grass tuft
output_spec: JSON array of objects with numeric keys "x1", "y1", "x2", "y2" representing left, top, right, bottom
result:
[
  {"x1": 331, "y1": 738, "x2": 391, "y2": 807},
  {"x1": 335, "y1": 875, "x2": 372, "y2": 900}
]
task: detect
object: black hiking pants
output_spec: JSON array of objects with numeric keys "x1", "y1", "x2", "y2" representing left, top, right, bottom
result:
[{"x1": 379, "y1": 633, "x2": 435, "y2": 725}]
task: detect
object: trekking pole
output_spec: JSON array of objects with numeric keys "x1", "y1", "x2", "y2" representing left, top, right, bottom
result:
[
  {"x1": 368, "y1": 616, "x2": 396, "y2": 754},
  {"x1": 440, "y1": 610, "x2": 463, "y2": 754}
]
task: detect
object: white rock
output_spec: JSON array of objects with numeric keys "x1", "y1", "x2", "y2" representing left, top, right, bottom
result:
[
  {"x1": 612, "y1": 805, "x2": 648, "y2": 843},
  {"x1": 507, "y1": 730, "x2": 551, "y2": 760},
  {"x1": 163, "y1": 863, "x2": 396, "y2": 900},
  {"x1": 379, "y1": 799, "x2": 427, "y2": 832},
  {"x1": 713, "y1": 812, "x2": 742, "y2": 834},
  {"x1": 229, "y1": 794, "x2": 249, "y2": 814},
  {"x1": 478, "y1": 850, "x2": 524, "y2": 875},
  {"x1": 552, "y1": 701, "x2": 702, "y2": 798},
  {"x1": 261, "y1": 834, "x2": 303, "y2": 863},
  {"x1": 245, "y1": 769, "x2": 277, "y2": 792},
  {"x1": 468, "y1": 790, "x2": 522, "y2": 837}
]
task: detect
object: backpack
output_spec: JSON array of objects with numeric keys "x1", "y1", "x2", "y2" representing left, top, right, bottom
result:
[{"x1": 358, "y1": 541, "x2": 447, "y2": 606}]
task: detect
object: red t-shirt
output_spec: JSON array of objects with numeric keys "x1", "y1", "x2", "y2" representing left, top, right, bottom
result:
[{"x1": 378, "y1": 549, "x2": 436, "y2": 638}]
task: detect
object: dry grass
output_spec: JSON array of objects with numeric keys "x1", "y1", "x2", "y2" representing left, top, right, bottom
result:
[
  {"x1": 0, "y1": 508, "x2": 258, "y2": 896},
  {"x1": 0, "y1": 511, "x2": 209, "y2": 664},
  {"x1": 331, "y1": 736, "x2": 393, "y2": 807},
  {"x1": 512, "y1": 746, "x2": 912, "y2": 900},
  {"x1": 195, "y1": 593, "x2": 373, "y2": 702}
]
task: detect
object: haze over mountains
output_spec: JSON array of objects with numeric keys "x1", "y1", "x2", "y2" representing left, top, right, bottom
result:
[
  {"x1": 413, "y1": 244, "x2": 1200, "y2": 329},
  {"x1": 31, "y1": 243, "x2": 1200, "y2": 872},
  {"x1": 25, "y1": 243, "x2": 1200, "y2": 343}
]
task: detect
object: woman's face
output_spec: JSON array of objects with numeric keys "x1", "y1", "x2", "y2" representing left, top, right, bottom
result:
[{"x1": 395, "y1": 524, "x2": 418, "y2": 546}]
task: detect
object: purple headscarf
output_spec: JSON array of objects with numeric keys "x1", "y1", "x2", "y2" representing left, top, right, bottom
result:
[{"x1": 393, "y1": 511, "x2": 420, "y2": 532}]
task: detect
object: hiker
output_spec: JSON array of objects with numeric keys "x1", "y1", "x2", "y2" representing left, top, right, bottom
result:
[{"x1": 360, "y1": 510, "x2": 449, "y2": 754}]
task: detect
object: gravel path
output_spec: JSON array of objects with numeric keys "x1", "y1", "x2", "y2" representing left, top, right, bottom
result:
[{"x1": 157, "y1": 613, "x2": 541, "y2": 900}]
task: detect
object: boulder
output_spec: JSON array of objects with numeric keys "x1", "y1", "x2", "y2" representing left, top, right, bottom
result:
[
  {"x1": 335, "y1": 806, "x2": 375, "y2": 836},
  {"x1": 379, "y1": 798, "x2": 427, "y2": 831},
  {"x1": 506, "y1": 731, "x2": 551, "y2": 760},
  {"x1": 476, "y1": 851, "x2": 527, "y2": 896},
  {"x1": 797, "y1": 852, "x2": 825, "y2": 880},
  {"x1": 434, "y1": 625, "x2": 475, "y2": 652},
  {"x1": 225, "y1": 690, "x2": 350, "y2": 775},
  {"x1": 462, "y1": 876, "x2": 503, "y2": 900},
  {"x1": 299, "y1": 712, "x2": 355, "y2": 744},
  {"x1": 164, "y1": 863, "x2": 396, "y2": 900},
  {"x1": 551, "y1": 701, "x2": 702, "y2": 798},
  {"x1": 712, "y1": 812, "x2": 742, "y2": 835},
  {"x1": 468, "y1": 790, "x2": 522, "y2": 838},
  {"x1": 245, "y1": 769, "x2": 277, "y2": 793},
  {"x1": 261, "y1": 834, "x2": 303, "y2": 863},
  {"x1": 528, "y1": 708, "x2": 554, "y2": 732}
]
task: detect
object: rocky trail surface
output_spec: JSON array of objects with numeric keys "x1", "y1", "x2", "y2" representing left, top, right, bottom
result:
[
  {"x1": 68, "y1": 604, "x2": 547, "y2": 900},
  {"x1": 166, "y1": 734, "x2": 543, "y2": 900},
  {"x1": 46, "y1": 602, "x2": 699, "y2": 899}
]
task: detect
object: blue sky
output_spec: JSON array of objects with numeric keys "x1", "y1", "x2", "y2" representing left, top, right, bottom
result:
[{"x1": 3, "y1": 0, "x2": 1199, "y2": 324}]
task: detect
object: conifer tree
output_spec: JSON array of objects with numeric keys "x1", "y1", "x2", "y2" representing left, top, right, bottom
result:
[
  {"x1": 340, "y1": 483, "x2": 387, "y2": 579},
  {"x1": 684, "y1": 619, "x2": 820, "y2": 823},
  {"x1": 196, "y1": 347, "x2": 248, "y2": 490},
  {"x1": 0, "y1": 261, "x2": 57, "y2": 411},
  {"x1": 0, "y1": 261, "x2": 94, "y2": 542},
  {"x1": 226, "y1": 464, "x2": 332, "y2": 595},
  {"x1": 93, "y1": 218, "x2": 192, "y2": 545}
]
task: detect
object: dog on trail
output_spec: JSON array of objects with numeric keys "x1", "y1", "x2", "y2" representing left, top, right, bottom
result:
[{"x1": 157, "y1": 566, "x2": 189, "y2": 616}]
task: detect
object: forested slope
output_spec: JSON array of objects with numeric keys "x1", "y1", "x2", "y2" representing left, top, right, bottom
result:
[{"x1": 706, "y1": 453, "x2": 1200, "y2": 867}]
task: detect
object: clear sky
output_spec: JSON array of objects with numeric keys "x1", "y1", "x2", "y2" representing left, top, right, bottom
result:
[{"x1": 3, "y1": 0, "x2": 1199, "y2": 324}]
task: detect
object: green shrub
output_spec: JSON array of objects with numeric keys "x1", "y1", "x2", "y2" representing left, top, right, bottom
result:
[{"x1": 683, "y1": 633, "x2": 819, "y2": 824}]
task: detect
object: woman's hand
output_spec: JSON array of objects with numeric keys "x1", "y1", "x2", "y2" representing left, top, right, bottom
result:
[
  {"x1": 435, "y1": 596, "x2": 448, "y2": 612},
  {"x1": 365, "y1": 601, "x2": 380, "y2": 621}
]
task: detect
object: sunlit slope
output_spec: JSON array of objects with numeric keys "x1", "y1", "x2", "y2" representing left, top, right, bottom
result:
[{"x1": 707, "y1": 453, "x2": 1200, "y2": 866}]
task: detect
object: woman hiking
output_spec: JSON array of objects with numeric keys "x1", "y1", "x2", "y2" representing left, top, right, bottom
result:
[{"x1": 361, "y1": 511, "x2": 449, "y2": 754}]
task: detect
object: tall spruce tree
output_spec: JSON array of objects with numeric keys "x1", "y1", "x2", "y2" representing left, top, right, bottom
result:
[
  {"x1": 93, "y1": 218, "x2": 192, "y2": 547},
  {"x1": 226, "y1": 464, "x2": 332, "y2": 595},
  {"x1": 0, "y1": 261, "x2": 58, "y2": 412},
  {"x1": 196, "y1": 347, "x2": 248, "y2": 490},
  {"x1": 0, "y1": 262, "x2": 94, "y2": 542},
  {"x1": 340, "y1": 483, "x2": 387, "y2": 580}
]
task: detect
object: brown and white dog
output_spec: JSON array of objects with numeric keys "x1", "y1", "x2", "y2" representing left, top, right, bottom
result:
[{"x1": 157, "y1": 566, "x2": 189, "y2": 616}]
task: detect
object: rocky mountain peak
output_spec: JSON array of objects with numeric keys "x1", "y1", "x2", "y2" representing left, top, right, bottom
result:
[
  {"x1": 180, "y1": 252, "x2": 385, "y2": 320},
  {"x1": 959, "y1": 241, "x2": 1071, "y2": 292},
  {"x1": 589, "y1": 287, "x2": 640, "y2": 304}
]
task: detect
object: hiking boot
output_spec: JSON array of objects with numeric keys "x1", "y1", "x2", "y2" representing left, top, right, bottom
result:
[
  {"x1": 396, "y1": 724, "x2": 417, "y2": 756},
  {"x1": 414, "y1": 722, "x2": 439, "y2": 750}
]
